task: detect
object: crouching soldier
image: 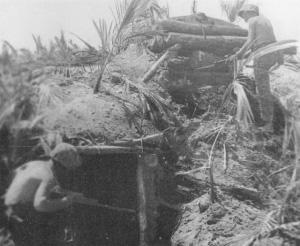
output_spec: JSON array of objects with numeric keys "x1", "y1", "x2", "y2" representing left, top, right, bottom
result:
[{"x1": 4, "y1": 143, "x2": 83, "y2": 246}]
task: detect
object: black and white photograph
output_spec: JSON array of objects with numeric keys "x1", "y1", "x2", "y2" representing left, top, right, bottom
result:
[{"x1": 0, "y1": 0, "x2": 299, "y2": 245}]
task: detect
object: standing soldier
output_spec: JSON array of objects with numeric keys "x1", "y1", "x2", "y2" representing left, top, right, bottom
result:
[{"x1": 230, "y1": 4, "x2": 280, "y2": 132}]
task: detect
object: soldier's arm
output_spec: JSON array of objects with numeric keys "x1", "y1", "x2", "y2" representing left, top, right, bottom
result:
[
  {"x1": 33, "y1": 179, "x2": 78, "y2": 212},
  {"x1": 236, "y1": 18, "x2": 256, "y2": 59}
]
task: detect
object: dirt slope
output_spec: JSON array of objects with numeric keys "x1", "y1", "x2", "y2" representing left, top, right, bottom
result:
[
  {"x1": 169, "y1": 62, "x2": 300, "y2": 246},
  {"x1": 40, "y1": 44, "x2": 159, "y2": 142}
]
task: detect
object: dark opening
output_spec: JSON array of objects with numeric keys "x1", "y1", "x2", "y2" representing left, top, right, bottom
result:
[{"x1": 60, "y1": 153, "x2": 139, "y2": 246}]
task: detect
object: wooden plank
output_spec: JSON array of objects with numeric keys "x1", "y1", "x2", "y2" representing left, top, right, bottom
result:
[
  {"x1": 137, "y1": 154, "x2": 148, "y2": 246},
  {"x1": 76, "y1": 146, "x2": 143, "y2": 155}
]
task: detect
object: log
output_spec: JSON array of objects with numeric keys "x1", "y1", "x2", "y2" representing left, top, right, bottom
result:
[
  {"x1": 170, "y1": 12, "x2": 242, "y2": 28},
  {"x1": 166, "y1": 33, "x2": 246, "y2": 56},
  {"x1": 154, "y1": 19, "x2": 248, "y2": 37}
]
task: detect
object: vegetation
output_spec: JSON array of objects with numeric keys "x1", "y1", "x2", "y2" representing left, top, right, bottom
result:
[{"x1": 220, "y1": 0, "x2": 247, "y2": 22}]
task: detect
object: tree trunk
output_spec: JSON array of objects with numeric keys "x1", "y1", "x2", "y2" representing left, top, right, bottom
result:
[
  {"x1": 153, "y1": 19, "x2": 248, "y2": 37},
  {"x1": 137, "y1": 155, "x2": 148, "y2": 246},
  {"x1": 166, "y1": 33, "x2": 246, "y2": 56}
]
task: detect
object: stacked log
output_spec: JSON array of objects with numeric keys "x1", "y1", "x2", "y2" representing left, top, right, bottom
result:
[
  {"x1": 153, "y1": 19, "x2": 248, "y2": 37},
  {"x1": 148, "y1": 12, "x2": 248, "y2": 56},
  {"x1": 144, "y1": 13, "x2": 246, "y2": 114},
  {"x1": 166, "y1": 33, "x2": 246, "y2": 57}
]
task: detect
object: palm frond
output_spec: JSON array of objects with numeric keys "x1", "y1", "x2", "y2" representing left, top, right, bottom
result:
[
  {"x1": 93, "y1": 19, "x2": 114, "y2": 53},
  {"x1": 123, "y1": 103, "x2": 143, "y2": 134},
  {"x1": 223, "y1": 211, "x2": 278, "y2": 246},
  {"x1": 232, "y1": 80, "x2": 253, "y2": 124},
  {"x1": 38, "y1": 83, "x2": 69, "y2": 110},
  {"x1": 3, "y1": 40, "x2": 17, "y2": 56},
  {"x1": 243, "y1": 40, "x2": 299, "y2": 66},
  {"x1": 149, "y1": 0, "x2": 168, "y2": 20},
  {"x1": 94, "y1": 0, "x2": 155, "y2": 93},
  {"x1": 71, "y1": 32, "x2": 98, "y2": 52},
  {"x1": 191, "y1": 0, "x2": 197, "y2": 15},
  {"x1": 123, "y1": 76, "x2": 181, "y2": 130},
  {"x1": 219, "y1": 0, "x2": 247, "y2": 22},
  {"x1": 116, "y1": 0, "x2": 154, "y2": 34}
]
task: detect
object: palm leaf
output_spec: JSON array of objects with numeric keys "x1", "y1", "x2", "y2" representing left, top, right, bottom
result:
[
  {"x1": 243, "y1": 40, "x2": 299, "y2": 66},
  {"x1": 123, "y1": 76, "x2": 181, "y2": 130},
  {"x1": 219, "y1": 0, "x2": 247, "y2": 22},
  {"x1": 3, "y1": 40, "x2": 17, "y2": 56},
  {"x1": 94, "y1": 0, "x2": 155, "y2": 93},
  {"x1": 191, "y1": 0, "x2": 197, "y2": 15},
  {"x1": 71, "y1": 32, "x2": 98, "y2": 52},
  {"x1": 149, "y1": 0, "x2": 168, "y2": 20},
  {"x1": 92, "y1": 19, "x2": 114, "y2": 53},
  {"x1": 232, "y1": 80, "x2": 253, "y2": 124}
]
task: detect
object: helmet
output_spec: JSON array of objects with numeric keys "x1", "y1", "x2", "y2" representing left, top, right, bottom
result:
[
  {"x1": 238, "y1": 4, "x2": 259, "y2": 17},
  {"x1": 50, "y1": 143, "x2": 81, "y2": 169}
]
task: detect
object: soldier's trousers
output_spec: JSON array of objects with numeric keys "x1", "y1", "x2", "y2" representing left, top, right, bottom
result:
[{"x1": 253, "y1": 52, "x2": 278, "y2": 124}]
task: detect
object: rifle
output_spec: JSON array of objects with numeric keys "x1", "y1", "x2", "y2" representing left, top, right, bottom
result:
[
  {"x1": 52, "y1": 187, "x2": 136, "y2": 214},
  {"x1": 194, "y1": 59, "x2": 229, "y2": 72}
]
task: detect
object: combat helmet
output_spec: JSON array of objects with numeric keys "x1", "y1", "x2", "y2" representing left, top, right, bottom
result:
[{"x1": 50, "y1": 143, "x2": 81, "y2": 169}]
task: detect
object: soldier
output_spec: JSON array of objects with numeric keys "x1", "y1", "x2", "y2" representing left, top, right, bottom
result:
[
  {"x1": 4, "y1": 143, "x2": 83, "y2": 246},
  {"x1": 229, "y1": 4, "x2": 280, "y2": 132}
]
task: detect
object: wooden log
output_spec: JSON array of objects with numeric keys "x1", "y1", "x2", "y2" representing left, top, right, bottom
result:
[
  {"x1": 154, "y1": 19, "x2": 248, "y2": 37},
  {"x1": 170, "y1": 12, "x2": 242, "y2": 28},
  {"x1": 166, "y1": 33, "x2": 246, "y2": 56}
]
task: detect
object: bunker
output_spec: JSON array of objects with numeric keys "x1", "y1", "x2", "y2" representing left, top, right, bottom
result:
[{"x1": 56, "y1": 144, "x2": 163, "y2": 246}]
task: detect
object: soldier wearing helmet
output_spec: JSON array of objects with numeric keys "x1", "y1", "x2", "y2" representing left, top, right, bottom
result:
[
  {"x1": 4, "y1": 143, "x2": 83, "y2": 245},
  {"x1": 229, "y1": 4, "x2": 279, "y2": 132}
]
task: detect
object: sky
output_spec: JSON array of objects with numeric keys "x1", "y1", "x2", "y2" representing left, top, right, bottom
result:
[{"x1": 0, "y1": 0, "x2": 299, "y2": 51}]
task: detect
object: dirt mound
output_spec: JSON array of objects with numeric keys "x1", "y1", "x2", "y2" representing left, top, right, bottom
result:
[
  {"x1": 40, "y1": 45, "x2": 160, "y2": 142},
  {"x1": 271, "y1": 66, "x2": 300, "y2": 107},
  {"x1": 172, "y1": 198, "x2": 285, "y2": 246}
]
